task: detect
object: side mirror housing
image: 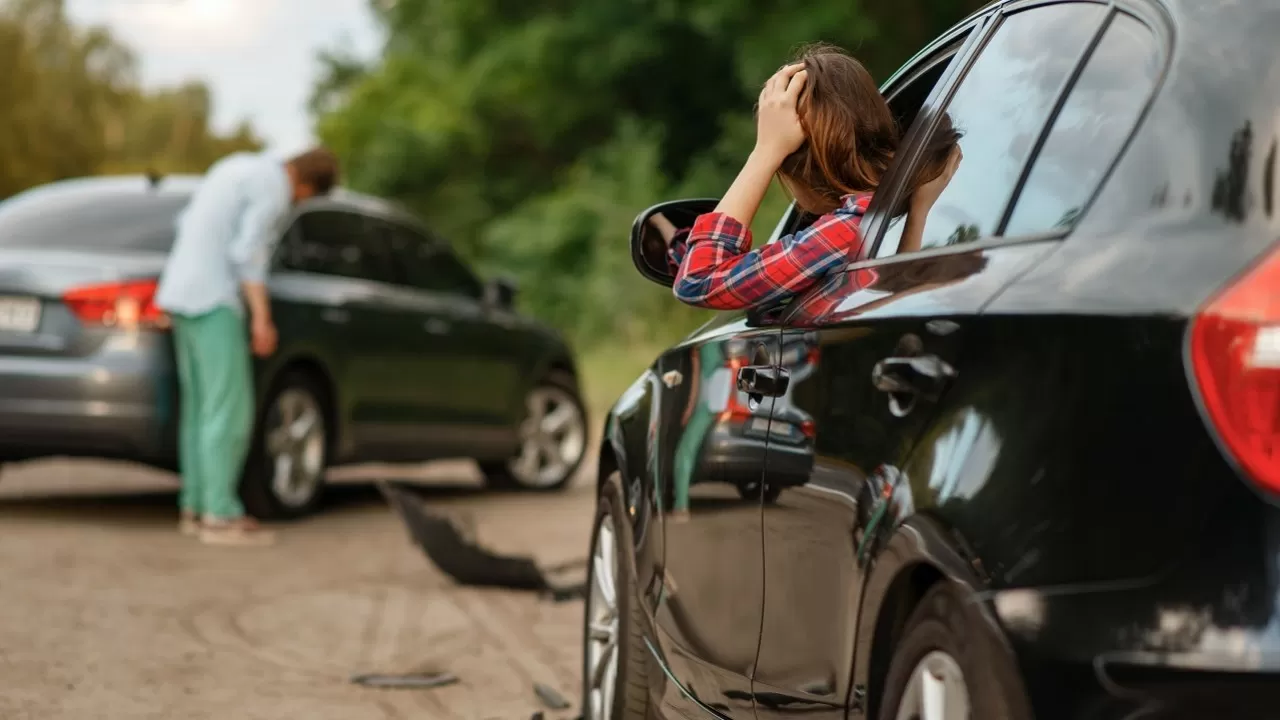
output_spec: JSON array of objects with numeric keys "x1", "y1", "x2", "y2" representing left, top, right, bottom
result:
[
  {"x1": 485, "y1": 276, "x2": 518, "y2": 309},
  {"x1": 630, "y1": 198, "x2": 719, "y2": 287}
]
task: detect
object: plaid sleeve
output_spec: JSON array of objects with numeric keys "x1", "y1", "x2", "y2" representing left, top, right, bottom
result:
[{"x1": 672, "y1": 203, "x2": 867, "y2": 310}]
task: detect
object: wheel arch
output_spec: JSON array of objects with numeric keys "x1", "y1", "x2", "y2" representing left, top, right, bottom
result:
[
  {"x1": 261, "y1": 353, "x2": 342, "y2": 456},
  {"x1": 857, "y1": 515, "x2": 999, "y2": 717}
]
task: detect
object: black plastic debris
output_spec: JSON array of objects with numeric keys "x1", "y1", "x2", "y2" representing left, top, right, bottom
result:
[
  {"x1": 378, "y1": 481, "x2": 586, "y2": 596},
  {"x1": 350, "y1": 671, "x2": 458, "y2": 689},
  {"x1": 533, "y1": 682, "x2": 571, "y2": 710}
]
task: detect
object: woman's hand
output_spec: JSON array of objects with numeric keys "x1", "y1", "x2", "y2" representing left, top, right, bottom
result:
[
  {"x1": 754, "y1": 63, "x2": 809, "y2": 164},
  {"x1": 913, "y1": 144, "x2": 963, "y2": 211}
]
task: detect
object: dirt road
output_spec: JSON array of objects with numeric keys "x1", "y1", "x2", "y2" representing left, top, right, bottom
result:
[{"x1": 0, "y1": 459, "x2": 597, "y2": 720}]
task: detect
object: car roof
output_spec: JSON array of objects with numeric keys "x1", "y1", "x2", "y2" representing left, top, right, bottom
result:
[{"x1": 1, "y1": 174, "x2": 421, "y2": 227}]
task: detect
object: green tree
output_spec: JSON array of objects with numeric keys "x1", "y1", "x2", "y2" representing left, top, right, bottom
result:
[
  {"x1": 0, "y1": 0, "x2": 262, "y2": 200},
  {"x1": 315, "y1": 0, "x2": 990, "y2": 348}
]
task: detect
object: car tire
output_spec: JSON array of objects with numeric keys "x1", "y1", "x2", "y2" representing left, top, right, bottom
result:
[
  {"x1": 877, "y1": 582, "x2": 1033, "y2": 720},
  {"x1": 240, "y1": 370, "x2": 330, "y2": 520},
  {"x1": 481, "y1": 370, "x2": 586, "y2": 491},
  {"x1": 582, "y1": 471, "x2": 650, "y2": 720}
]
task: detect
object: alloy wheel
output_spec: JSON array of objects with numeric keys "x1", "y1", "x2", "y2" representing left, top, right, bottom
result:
[
  {"x1": 585, "y1": 516, "x2": 619, "y2": 720},
  {"x1": 264, "y1": 387, "x2": 326, "y2": 508},
  {"x1": 894, "y1": 650, "x2": 970, "y2": 720},
  {"x1": 509, "y1": 386, "x2": 586, "y2": 488}
]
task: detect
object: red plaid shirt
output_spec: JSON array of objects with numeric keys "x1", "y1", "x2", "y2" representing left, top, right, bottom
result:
[{"x1": 667, "y1": 193, "x2": 872, "y2": 310}]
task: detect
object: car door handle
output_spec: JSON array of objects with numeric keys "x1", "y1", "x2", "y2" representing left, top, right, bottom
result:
[
  {"x1": 321, "y1": 308, "x2": 350, "y2": 324},
  {"x1": 737, "y1": 365, "x2": 789, "y2": 400},
  {"x1": 423, "y1": 318, "x2": 451, "y2": 335},
  {"x1": 871, "y1": 355, "x2": 956, "y2": 417}
]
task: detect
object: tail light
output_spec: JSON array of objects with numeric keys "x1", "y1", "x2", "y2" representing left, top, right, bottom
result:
[
  {"x1": 720, "y1": 356, "x2": 752, "y2": 423},
  {"x1": 1189, "y1": 245, "x2": 1280, "y2": 493},
  {"x1": 62, "y1": 279, "x2": 167, "y2": 329}
]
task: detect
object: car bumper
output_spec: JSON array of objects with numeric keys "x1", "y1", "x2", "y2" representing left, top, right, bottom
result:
[
  {"x1": 699, "y1": 423, "x2": 813, "y2": 488},
  {"x1": 0, "y1": 333, "x2": 177, "y2": 465},
  {"x1": 992, "y1": 577, "x2": 1280, "y2": 717}
]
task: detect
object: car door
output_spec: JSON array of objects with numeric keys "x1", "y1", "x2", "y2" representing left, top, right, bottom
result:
[
  {"x1": 748, "y1": 3, "x2": 1119, "y2": 717},
  {"x1": 377, "y1": 219, "x2": 525, "y2": 457},
  {"x1": 272, "y1": 207, "x2": 424, "y2": 455},
  {"x1": 649, "y1": 311, "x2": 778, "y2": 719}
]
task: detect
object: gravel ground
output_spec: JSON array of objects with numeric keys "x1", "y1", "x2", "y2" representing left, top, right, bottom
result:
[{"x1": 0, "y1": 458, "x2": 597, "y2": 720}]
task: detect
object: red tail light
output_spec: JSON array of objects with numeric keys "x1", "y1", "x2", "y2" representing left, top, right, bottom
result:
[
  {"x1": 62, "y1": 279, "x2": 167, "y2": 329},
  {"x1": 1190, "y1": 245, "x2": 1280, "y2": 493}
]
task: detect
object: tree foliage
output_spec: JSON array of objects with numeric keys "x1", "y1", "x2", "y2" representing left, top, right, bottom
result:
[
  {"x1": 0, "y1": 0, "x2": 262, "y2": 200},
  {"x1": 317, "y1": 0, "x2": 989, "y2": 348}
]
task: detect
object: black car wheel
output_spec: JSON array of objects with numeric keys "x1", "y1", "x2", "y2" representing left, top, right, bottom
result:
[
  {"x1": 240, "y1": 371, "x2": 329, "y2": 519},
  {"x1": 582, "y1": 472, "x2": 650, "y2": 720},
  {"x1": 878, "y1": 582, "x2": 1032, "y2": 720},
  {"x1": 482, "y1": 370, "x2": 586, "y2": 491}
]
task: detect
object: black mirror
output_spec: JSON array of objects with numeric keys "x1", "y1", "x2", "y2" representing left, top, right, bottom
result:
[
  {"x1": 485, "y1": 276, "x2": 518, "y2": 309},
  {"x1": 630, "y1": 198, "x2": 719, "y2": 287}
]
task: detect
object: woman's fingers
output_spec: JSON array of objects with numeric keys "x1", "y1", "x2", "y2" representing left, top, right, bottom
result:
[
  {"x1": 766, "y1": 63, "x2": 805, "y2": 94},
  {"x1": 784, "y1": 68, "x2": 809, "y2": 98}
]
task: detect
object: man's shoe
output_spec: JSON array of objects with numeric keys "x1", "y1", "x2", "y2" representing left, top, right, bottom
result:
[
  {"x1": 178, "y1": 513, "x2": 201, "y2": 537},
  {"x1": 199, "y1": 517, "x2": 276, "y2": 547}
]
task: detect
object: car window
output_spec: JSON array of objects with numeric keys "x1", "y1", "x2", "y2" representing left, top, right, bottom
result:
[
  {"x1": 1004, "y1": 14, "x2": 1161, "y2": 236},
  {"x1": 285, "y1": 210, "x2": 397, "y2": 283},
  {"x1": 379, "y1": 221, "x2": 437, "y2": 289},
  {"x1": 425, "y1": 247, "x2": 483, "y2": 299},
  {"x1": 0, "y1": 190, "x2": 188, "y2": 251},
  {"x1": 876, "y1": 3, "x2": 1107, "y2": 257},
  {"x1": 379, "y1": 220, "x2": 483, "y2": 298}
]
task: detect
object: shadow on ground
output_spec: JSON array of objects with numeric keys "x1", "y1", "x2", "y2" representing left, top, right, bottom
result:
[{"x1": 0, "y1": 474, "x2": 505, "y2": 528}]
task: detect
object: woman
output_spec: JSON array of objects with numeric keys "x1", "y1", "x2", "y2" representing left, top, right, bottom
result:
[{"x1": 665, "y1": 44, "x2": 962, "y2": 309}]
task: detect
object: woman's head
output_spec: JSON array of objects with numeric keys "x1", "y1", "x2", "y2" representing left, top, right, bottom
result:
[
  {"x1": 777, "y1": 44, "x2": 896, "y2": 215},
  {"x1": 776, "y1": 44, "x2": 962, "y2": 216}
]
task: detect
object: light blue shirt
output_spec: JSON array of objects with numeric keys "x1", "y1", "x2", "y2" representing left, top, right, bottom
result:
[{"x1": 155, "y1": 152, "x2": 291, "y2": 316}]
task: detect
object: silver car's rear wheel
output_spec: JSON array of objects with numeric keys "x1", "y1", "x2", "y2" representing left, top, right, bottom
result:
[
  {"x1": 264, "y1": 387, "x2": 327, "y2": 510},
  {"x1": 241, "y1": 371, "x2": 330, "y2": 519}
]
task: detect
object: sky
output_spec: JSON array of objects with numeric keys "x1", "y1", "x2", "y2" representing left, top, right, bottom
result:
[{"x1": 65, "y1": 0, "x2": 385, "y2": 157}]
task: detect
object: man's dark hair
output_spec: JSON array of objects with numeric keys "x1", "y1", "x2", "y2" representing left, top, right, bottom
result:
[{"x1": 288, "y1": 147, "x2": 340, "y2": 195}]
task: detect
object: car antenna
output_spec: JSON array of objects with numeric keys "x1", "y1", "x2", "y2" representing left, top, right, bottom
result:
[{"x1": 145, "y1": 169, "x2": 163, "y2": 190}]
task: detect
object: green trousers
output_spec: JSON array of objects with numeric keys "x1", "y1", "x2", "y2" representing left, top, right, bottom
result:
[{"x1": 171, "y1": 307, "x2": 253, "y2": 520}]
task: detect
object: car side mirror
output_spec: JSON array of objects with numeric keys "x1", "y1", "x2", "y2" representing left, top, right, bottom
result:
[
  {"x1": 630, "y1": 198, "x2": 720, "y2": 287},
  {"x1": 485, "y1": 276, "x2": 518, "y2": 309}
]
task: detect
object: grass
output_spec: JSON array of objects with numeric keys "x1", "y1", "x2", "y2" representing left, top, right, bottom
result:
[{"x1": 577, "y1": 341, "x2": 669, "y2": 424}]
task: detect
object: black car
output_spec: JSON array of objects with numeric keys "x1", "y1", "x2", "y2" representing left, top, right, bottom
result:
[
  {"x1": 584, "y1": 0, "x2": 1280, "y2": 718},
  {"x1": 0, "y1": 176, "x2": 587, "y2": 517}
]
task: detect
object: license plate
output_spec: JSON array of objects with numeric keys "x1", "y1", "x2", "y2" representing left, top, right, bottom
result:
[
  {"x1": 750, "y1": 417, "x2": 771, "y2": 432},
  {"x1": 0, "y1": 297, "x2": 41, "y2": 333}
]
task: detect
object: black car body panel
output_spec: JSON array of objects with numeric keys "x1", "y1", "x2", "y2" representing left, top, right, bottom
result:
[{"x1": 600, "y1": 0, "x2": 1280, "y2": 717}]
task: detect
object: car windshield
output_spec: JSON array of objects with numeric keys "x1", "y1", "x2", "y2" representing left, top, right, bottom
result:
[{"x1": 0, "y1": 187, "x2": 189, "y2": 252}]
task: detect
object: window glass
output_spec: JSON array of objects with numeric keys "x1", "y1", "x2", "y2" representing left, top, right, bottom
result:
[
  {"x1": 877, "y1": 4, "x2": 1105, "y2": 257},
  {"x1": 286, "y1": 210, "x2": 396, "y2": 283},
  {"x1": 0, "y1": 189, "x2": 188, "y2": 251},
  {"x1": 381, "y1": 221, "x2": 482, "y2": 298},
  {"x1": 1004, "y1": 14, "x2": 1161, "y2": 235}
]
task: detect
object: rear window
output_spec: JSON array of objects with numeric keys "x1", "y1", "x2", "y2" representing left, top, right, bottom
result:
[{"x1": 0, "y1": 188, "x2": 189, "y2": 252}]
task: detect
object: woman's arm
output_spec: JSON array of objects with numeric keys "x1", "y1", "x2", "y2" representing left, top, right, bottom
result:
[
  {"x1": 899, "y1": 145, "x2": 963, "y2": 254},
  {"x1": 713, "y1": 63, "x2": 809, "y2": 227}
]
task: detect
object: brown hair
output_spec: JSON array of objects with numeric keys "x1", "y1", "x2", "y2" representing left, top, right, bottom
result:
[
  {"x1": 777, "y1": 44, "x2": 962, "y2": 217},
  {"x1": 288, "y1": 147, "x2": 340, "y2": 195}
]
